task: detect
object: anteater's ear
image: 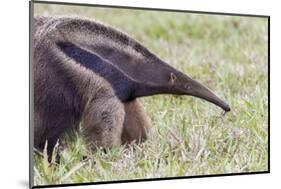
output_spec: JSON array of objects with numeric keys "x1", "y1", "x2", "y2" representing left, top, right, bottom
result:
[{"x1": 169, "y1": 72, "x2": 177, "y2": 85}]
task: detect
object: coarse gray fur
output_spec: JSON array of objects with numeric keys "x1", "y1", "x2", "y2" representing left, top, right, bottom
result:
[{"x1": 34, "y1": 16, "x2": 152, "y2": 154}]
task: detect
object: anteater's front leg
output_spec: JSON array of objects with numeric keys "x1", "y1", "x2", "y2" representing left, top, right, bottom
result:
[
  {"x1": 121, "y1": 100, "x2": 151, "y2": 144},
  {"x1": 81, "y1": 96, "x2": 125, "y2": 150}
]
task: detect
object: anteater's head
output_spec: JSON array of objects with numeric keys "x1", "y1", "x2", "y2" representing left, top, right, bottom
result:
[{"x1": 168, "y1": 70, "x2": 230, "y2": 112}]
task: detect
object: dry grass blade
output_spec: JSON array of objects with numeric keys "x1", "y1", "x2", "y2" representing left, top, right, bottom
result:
[{"x1": 62, "y1": 158, "x2": 90, "y2": 181}]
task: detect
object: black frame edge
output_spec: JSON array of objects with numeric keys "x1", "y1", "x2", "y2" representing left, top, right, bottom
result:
[
  {"x1": 29, "y1": 1, "x2": 35, "y2": 188},
  {"x1": 32, "y1": 0, "x2": 270, "y2": 18},
  {"x1": 32, "y1": 171, "x2": 270, "y2": 189},
  {"x1": 267, "y1": 16, "x2": 270, "y2": 173}
]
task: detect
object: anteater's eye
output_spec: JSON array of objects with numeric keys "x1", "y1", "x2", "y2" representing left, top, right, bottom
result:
[{"x1": 185, "y1": 84, "x2": 192, "y2": 90}]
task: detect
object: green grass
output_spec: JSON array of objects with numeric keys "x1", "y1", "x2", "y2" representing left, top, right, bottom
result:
[{"x1": 33, "y1": 4, "x2": 268, "y2": 186}]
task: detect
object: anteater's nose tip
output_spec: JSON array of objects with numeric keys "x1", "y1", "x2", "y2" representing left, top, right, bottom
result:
[{"x1": 224, "y1": 105, "x2": 231, "y2": 112}]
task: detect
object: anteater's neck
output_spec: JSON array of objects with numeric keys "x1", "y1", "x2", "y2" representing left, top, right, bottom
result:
[
  {"x1": 56, "y1": 41, "x2": 178, "y2": 103},
  {"x1": 56, "y1": 41, "x2": 135, "y2": 101},
  {"x1": 53, "y1": 17, "x2": 165, "y2": 85}
]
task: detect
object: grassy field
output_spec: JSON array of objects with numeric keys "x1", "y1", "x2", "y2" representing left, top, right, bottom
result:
[{"x1": 33, "y1": 3, "x2": 268, "y2": 186}]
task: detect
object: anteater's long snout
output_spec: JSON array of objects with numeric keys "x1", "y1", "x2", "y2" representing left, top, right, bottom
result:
[{"x1": 190, "y1": 80, "x2": 230, "y2": 112}]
